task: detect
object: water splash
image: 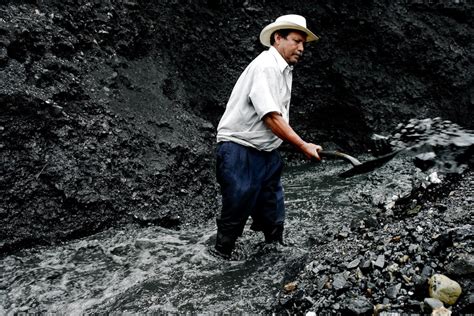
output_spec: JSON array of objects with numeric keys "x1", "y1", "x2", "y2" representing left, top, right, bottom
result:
[{"x1": 0, "y1": 161, "x2": 371, "y2": 315}]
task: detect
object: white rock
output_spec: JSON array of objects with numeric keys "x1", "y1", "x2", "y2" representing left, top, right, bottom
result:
[
  {"x1": 428, "y1": 172, "x2": 442, "y2": 184},
  {"x1": 429, "y1": 274, "x2": 462, "y2": 305}
]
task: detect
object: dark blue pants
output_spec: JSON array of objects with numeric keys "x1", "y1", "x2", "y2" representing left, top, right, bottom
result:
[{"x1": 215, "y1": 141, "x2": 285, "y2": 252}]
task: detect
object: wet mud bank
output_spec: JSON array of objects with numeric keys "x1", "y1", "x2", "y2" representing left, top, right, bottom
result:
[{"x1": 0, "y1": 0, "x2": 473, "y2": 313}]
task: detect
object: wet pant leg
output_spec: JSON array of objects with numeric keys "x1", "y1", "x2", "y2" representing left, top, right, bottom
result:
[
  {"x1": 215, "y1": 142, "x2": 282, "y2": 253},
  {"x1": 251, "y1": 151, "x2": 285, "y2": 243}
]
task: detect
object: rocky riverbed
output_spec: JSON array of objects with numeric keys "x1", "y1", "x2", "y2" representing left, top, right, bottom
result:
[
  {"x1": 276, "y1": 165, "x2": 473, "y2": 314},
  {"x1": 1, "y1": 0, "x2": 473, "y2": 314}
]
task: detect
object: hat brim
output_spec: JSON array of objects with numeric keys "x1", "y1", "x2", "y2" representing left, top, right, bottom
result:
[{"x1": 259, "y1": 22, "x2": 320, "y2": 47}]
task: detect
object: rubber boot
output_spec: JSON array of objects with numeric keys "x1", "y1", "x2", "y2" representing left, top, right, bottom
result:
[
  {"x1": 212, "y1": 231, "x2": 235, "y2": 260},
  {"x1": 264, "y1": 225, "x2": 286, "y2": 246}
]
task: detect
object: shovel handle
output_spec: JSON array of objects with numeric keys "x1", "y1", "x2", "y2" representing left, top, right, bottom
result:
[{"x1": 319, "y1": 150, "x2": 361, "y2": 166}]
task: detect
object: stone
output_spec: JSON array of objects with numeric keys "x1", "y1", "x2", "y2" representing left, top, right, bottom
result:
[
  {"x1": 284, "y1": 281, "x2": 298, "y2": 293},
  {"x1": 409, "y1": 244, "x2": 421, "y2": 254},
  {"x1": 373, "y1": 254, "x2": 385, "y2": 269},
  {"x1": 428, "y1": 274, "x2": 462, "y2": 305},
  {"x1": 338, "y1": 231, "x2": 349, "y2": 239},
  {"x1": 445, "y1": 254, "x2": 474, "y2": 276},
  {"x1": 347, "y1": 258, "x2": 361, "y2": 269},
  {"x1": 386, "y1": 283, "x2": 401, "y2": 299},
  {"x1": 332, "y1": 273, "x2": 347, "y2": 290},
  {"x1": 427, "y1": 171, "x2": 442, "y2": 184},
  {"x1": 421, "y1": 265, "x2": 434, "y2": 279},
  {"x1": 360, "y1": 259, "x2": 371, "y2": 272},
  {"x1": 432, "y1": 306, "x2": 452, "y2": 316},
  {"x1": 342, "y1": 297, "x2": 373, "y2": 315},
  {"x1": 424, "y1": 297, "x2": 444, "y2": 310},
  {"x1": 373, "y1": 303, "x2": 390, "y2": 315},
  {"x1": 399, "y1": 254, "x2": 410, "y2": 263},
  {"x1": 387, "y1": 263, "x2": 399, "y2": 273},
  {"x1": 317, "y1": 275, "x2": 329, "y2": 290},
  {"x1": 355, "y1": 268, "x2": 364, "y2": 280}
]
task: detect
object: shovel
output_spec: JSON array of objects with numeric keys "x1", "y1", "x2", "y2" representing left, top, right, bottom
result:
[{"x1": 319, "y1": 149, "x2": 403, "y2": 178}]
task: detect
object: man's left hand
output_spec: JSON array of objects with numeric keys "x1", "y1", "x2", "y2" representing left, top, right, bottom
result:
[{"x1": 300, "y1": 142, "x2": 323, "y2": 160}]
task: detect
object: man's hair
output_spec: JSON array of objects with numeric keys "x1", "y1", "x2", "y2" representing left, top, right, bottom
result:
[{"x1": 270, "y1": 29, "x2": 307, "y2": 46}]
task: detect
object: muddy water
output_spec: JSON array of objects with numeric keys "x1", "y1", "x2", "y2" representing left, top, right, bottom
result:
[{"x1": 0, "y1": 160, "x2": 370, "y2": 315}]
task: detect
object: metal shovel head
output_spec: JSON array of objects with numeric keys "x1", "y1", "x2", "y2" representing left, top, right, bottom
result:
[{"x1": 338, "y1": 149, "x2": 402, "y2": 178}]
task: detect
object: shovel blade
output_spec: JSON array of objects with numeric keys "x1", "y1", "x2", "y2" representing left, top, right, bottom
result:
[{"x1": 338, "y1": 150, "x2": 402, "y2": 178}]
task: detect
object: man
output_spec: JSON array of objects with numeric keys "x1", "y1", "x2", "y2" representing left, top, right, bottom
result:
[{"x1": 213, "y1": 14, "x2": 323, "y2": 259}]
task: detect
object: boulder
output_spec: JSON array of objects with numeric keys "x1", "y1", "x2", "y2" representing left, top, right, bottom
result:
[{"x1": 428, "y1": 274, "x2": 462, "y2": 305}]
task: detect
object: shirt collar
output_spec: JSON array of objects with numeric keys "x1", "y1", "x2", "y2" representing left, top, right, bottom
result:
[{"x1": 269, "y1": 46, "x2": 293, "y2": 73}]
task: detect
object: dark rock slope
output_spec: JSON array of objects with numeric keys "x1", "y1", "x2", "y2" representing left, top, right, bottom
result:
[
  {"x1": 1, "y1": 0, "x2": 472, "y2": 259},
  {"x1": 276, "y1": 169, "x2": 473, "y2": 315},
  {"x1": 1, "y1": 0, "x2": 222, "y2": 252}
]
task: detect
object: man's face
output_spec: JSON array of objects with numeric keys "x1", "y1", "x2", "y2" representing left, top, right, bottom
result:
[{"x1": 274, "y1": 31, "x2": 307, "y2": 65}]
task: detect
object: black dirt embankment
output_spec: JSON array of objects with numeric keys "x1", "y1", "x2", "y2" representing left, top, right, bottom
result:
[
  {"x1": 0, "y1": 1, "x2": 219, "y2": 254},
  {"x1": 1, "y1": 0, "x2": 473, "y2": 258}
]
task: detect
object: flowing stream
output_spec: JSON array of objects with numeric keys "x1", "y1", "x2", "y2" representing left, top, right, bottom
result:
[{"x1": 1, "y1": 160, "x2": 371, "y2": 315}]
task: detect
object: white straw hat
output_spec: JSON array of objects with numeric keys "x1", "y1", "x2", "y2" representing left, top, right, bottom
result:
[{"x1": 259, "y1": 14, "x2": 319, "y2": 47}]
